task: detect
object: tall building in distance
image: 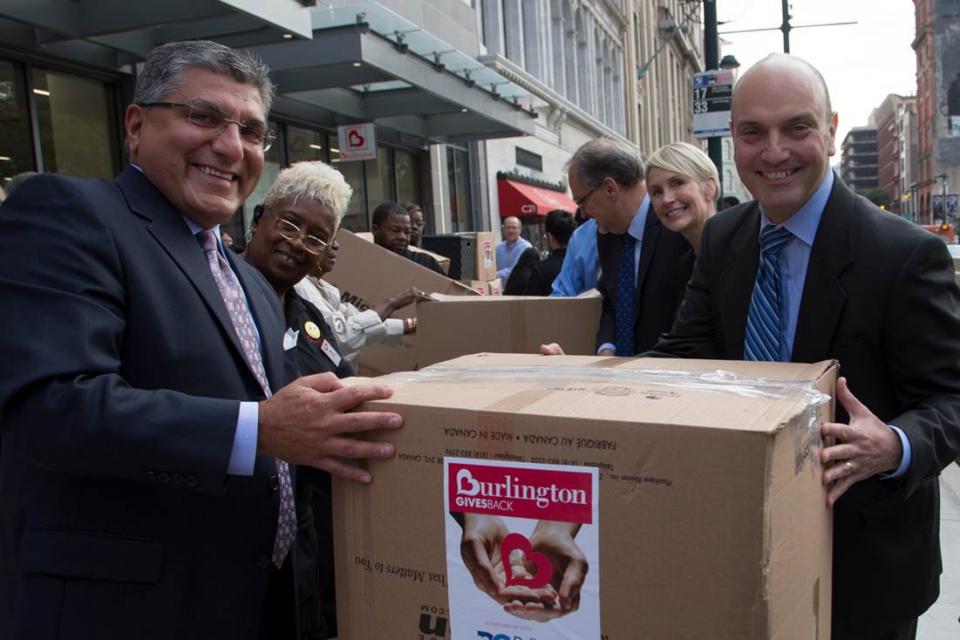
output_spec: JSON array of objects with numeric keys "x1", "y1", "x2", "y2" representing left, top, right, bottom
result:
[
  {"x1": 870, "y1": 94, "x2": 917, "y2": 215},
  {"x1": 840, "y1": 127, "x2": 880, "y2": 197},
  {"x1": 912, "y1": 0, "x2": 960, "y2": 223}
]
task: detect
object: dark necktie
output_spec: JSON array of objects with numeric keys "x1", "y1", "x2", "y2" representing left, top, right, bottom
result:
[
  {"x1": 744, "y1": 225, "x2": 794, "y2": 361},
  {"x1": 615, "y1": 233, "x2": 637, "y2": 356},
  {"x1": 199, "y1": 230, "x2": 296, "y2": 568}
]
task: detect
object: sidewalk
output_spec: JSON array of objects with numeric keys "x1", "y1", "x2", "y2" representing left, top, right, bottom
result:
[{"x1": 918, "y1": 462, "x2": 960, "y2": 638}]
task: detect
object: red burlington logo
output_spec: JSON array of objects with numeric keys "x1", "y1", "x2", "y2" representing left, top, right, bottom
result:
[{"x1": 448, "y1": 463, "x2": 593, "y2": 524}]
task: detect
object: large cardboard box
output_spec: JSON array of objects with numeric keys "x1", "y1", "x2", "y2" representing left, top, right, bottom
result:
[
  {"x1": 415, "y1": 294, "x2": 602, "y2": 366},
  {"x1": 324, "y1": 229, "x2": 475, "y2": 376},
  {"x1": 334, "y1": 354, "x2": 835, "y2": 639}
]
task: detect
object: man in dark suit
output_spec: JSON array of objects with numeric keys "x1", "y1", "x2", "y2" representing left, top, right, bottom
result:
[
  {"x1": 566, "y1": 138, "x2": 693, "y2": 356},
  {"x1": 651, "y1": 54, "x2": 960, "y2": 640},
  {"x1": 0, "y1": 41, "x2": 401, "y2": 640}
]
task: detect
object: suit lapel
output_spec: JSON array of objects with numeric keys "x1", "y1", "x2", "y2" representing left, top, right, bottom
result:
[
  {"x1": 718, "y1": 204, "x2": 763, "y2": 358},
  {"x1": 115, "y1": 167, "x2": 264, "y2": 389},
  {"x1": 633, "y1": 208, "x2": 661, "y2": 318},
  {"x1": 791, "y1": 180, "x2": 853, "y2": 363}
]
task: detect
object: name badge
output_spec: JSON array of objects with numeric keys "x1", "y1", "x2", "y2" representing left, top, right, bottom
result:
[{"x1": 320, "y1": 339, "x2": 342, "y2": 367}]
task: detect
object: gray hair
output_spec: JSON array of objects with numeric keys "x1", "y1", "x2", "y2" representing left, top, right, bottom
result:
[
  {"x1": 262, "y1": 161, "x2": 352, "y2": 230},
  {"x1": 134, "y1": 41, "x2": 275, "y2": 115},
  {"x1": 566, "y1": 138, "x2": 644, "y2": 190},
  {"x1": 645, "y1": 142, "x2": 719, "y2": 192}
]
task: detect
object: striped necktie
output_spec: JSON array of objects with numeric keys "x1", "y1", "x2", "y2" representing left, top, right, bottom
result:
[
  {"x1": 199, "y1": 230, "x2": 296, "y2": 568},
  {"x1": 744, "y1": 224, "x2": 794, "y2": 361}
]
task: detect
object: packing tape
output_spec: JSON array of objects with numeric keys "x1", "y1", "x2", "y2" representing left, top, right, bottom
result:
[{"x1": 393, "y1": 363, "x2": 831, "y2": 453}]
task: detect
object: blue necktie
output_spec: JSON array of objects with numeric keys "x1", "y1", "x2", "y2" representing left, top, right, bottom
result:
[
  {"x1": 615, "y1": 233, "x2": 637, "y2": 356},
  {"x1": 744, "y1": 225, "x2": 794, "y2": 361}
]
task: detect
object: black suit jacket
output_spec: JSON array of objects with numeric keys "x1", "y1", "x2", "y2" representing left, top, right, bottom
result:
[
  {"x1": 652, "y1": 177, "x2": 960, "y2": 637},
  {"x1": 597, "y1": 207, "x2": 695, "y2": 354},
  {"x1": 0, "y1": 167, "x2": 293, "y2": 640}
]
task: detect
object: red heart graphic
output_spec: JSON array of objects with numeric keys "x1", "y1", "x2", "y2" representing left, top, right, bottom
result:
[
  {"x1": 347, "y1": 129, "x2": 365, "y2": 148},
  {"x1": 500, "y1": 533, "x2": 552, "y2": 589}
]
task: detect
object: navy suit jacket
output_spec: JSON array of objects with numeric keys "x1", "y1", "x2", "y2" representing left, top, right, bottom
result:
[
  {"x1": 651, "y1": 177, "x2": 960, "y2": 637},
  {"x1": 0, "y1": 167, "x2": 290, "y2": 639},
  {"x1": 596, "y1": 207, "x2": 694, "y2": 354}
]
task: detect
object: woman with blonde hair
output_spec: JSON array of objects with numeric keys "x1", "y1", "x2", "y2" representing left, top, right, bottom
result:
[{"x1": 644, "y1": 141, "x2": 719, "y2": 253}]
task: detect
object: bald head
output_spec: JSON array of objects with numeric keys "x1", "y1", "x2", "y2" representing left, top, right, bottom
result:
[
  {"x1": 733, "y1": 54, "x2": 832, "y2": 122},
  {"x1": 730, "y1": 54, "x2": 838, "y2": 223},
  {"x1": 502, "y1": 216, "x2": 522, "y2": 243}
]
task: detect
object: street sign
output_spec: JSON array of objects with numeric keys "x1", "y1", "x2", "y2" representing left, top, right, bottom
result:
[
  {"x1": 691, "y1": 69, "x2": 734, "y2": 138},
  {"x1": 337, "y1": 123, "x2": 377, "y2": 161}
]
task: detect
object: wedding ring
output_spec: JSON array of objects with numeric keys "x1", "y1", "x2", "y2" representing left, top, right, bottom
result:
[{"x1": 844, "y1": 461, "x2": 854, "y2": 475}]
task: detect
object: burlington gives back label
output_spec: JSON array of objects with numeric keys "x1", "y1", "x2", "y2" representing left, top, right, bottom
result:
[{"x1": 444, "y1": 458, "x2": 600, "y2": 639}]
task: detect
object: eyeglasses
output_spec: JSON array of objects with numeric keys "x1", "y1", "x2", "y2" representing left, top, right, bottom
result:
[
  {"x1": 138, "y1": 101, "x2": 276, "y2": 151},
  {"x1": 574, "y1": 181, "x2": 603, "y2": 208},
  {"x1": 275, "y1": 217, "x2": 329, "y2": 255}
]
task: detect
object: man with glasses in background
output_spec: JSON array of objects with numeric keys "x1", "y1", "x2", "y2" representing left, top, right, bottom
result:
[
  {"x1": 566, "y1": 138, "x2": 692, "y2": 356},
  {"x1": 0, "y1": 41, "x2": 402, "y2": 640}
]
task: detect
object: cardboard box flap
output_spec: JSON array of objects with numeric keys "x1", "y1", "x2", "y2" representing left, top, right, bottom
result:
[{"x1": 377, "y1": 353, "x2": 834, "y2": 435}]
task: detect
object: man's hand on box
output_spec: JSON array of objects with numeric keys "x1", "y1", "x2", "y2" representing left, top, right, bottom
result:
[
  {"x1": 258, "y1": 373, "x2": 402, "y2": 483},
  {"x1": 820, "y1": 376, "x2": 904, "y2": 506},
  {"x1": 503, "y1": 520, "x2": 587, "y2": 620},
  {"x1": 539, "y1": 343, "x2": 565, "y2": 356}
]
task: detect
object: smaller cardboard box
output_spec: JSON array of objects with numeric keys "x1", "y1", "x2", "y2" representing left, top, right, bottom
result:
[
  {"x1": 415, "y1": 293, "x2": 602, "y2": 368},
  {"x1": 485, "y1": 277, "x2": 502, "y2": 296},
  {"x1": 410, "y1": 245, "x2": 451, "y2": 275},
  {"x1": 472, "y1": 231, "x2": 497, "y2": 281},
  {"x1": 324, "y1": 229, "x2": 475, "y2": 376},
  {"x1": 334, "y1": 354, "x2": 835, "y2": 640},
  {"x1": 462, "y1": 280, "x2": 490, "y2": 295}
]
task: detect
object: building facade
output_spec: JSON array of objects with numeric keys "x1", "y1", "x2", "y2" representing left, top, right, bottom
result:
[
  {"x1": 912, "y1": 0, "x2": 960, "y2": 223},
  {"x1": 840, "y1": 127, "x2": 880, "y2": 197},
  {"x1": 0, "y1": 0, "x2": 706, "y2": 246},
  {"x1": 470, "y1": 0, "x2": 704, "y2": 245}
]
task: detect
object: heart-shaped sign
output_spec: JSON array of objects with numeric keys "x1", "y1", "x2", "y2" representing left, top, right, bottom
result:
[
  {"x1": 500, "y1": 533, "x2": 552, "y2": 589},
  {"x1": 347, "y1": 129, "x2": 365, "y2": 148}
]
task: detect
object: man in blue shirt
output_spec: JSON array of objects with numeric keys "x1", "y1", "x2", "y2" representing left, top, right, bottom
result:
[
  {"x1": 495, "y1": 216, "x2": 532, "y2": 280},
  {"x1": 651, "y1": 54, "x2": 960, "y2": 640},
  {"x1": 550, "y1": 217, "x2": 599, "y2": 296}
]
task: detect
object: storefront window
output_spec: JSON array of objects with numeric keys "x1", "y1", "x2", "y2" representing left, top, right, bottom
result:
[
  {"x1": 330, "y1": 134, "x2": 368, "y2": 232},
  {"x1": 0, "y1": 61, "x2": 33, "y2": 188},
  {"x1": 32, "y1": 68, "x2": 118, "y2": 179},
  {"x1": 365, "y1": 146, "x2": 396, "y2": 213},
  {"x1": 286, "y1": 125, "x2": 325, "y2": 165},
  {"x1": 446, "y1": 145, "x2": 474, "y2": 232},
  {"x1": 395, "y1": 149, "x2": 420, "y2": 209}
]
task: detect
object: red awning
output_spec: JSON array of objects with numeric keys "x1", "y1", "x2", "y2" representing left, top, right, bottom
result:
[{"x1": 497, "y1": 179, "x2": 577, "y2": 218}]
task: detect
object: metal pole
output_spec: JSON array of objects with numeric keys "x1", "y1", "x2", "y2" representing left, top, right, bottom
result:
[
  {"x1": 942, "y1": 173, "x2": 949, "y2": 226},
  {"x1": 781, "y1": 0, "x2": 792, "y2": 53},
  {"x1": 704, "y1": 0, "x2": 722, "y2": 191}
]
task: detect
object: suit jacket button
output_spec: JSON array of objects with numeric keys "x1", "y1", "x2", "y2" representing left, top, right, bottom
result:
[
  {"x1": 269, "y1": 474, "x2": 279, "y2": 491},
  {"x1": 185, "y1": 475, "x2": 198, "y2": 488},
  {"x1": 158, "y1": 472, "x2": 170, "y2": 483},
  {"x1": 257, "y1": 555, "x2": 270, "y2": 569}
]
